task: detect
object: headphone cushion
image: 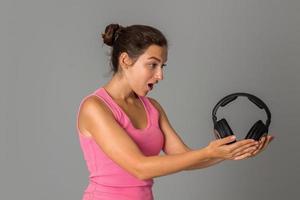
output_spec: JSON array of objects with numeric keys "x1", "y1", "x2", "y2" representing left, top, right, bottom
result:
[
  {"x1": 245, "y1": 120, "x2": 267, "y2": 141},
  {"x1": 214, "y1": 118, "x2": 234, "y2": 139}
]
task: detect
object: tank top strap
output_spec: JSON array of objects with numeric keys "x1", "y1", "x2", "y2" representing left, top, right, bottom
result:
[
  {"x1": 138, "y1": 96, "x2": 160, "y2": 129},
  {"x1": 93, "y1": 86, "x2": 160, "y2": 130},
  {"x1": 92, "y1": 87, "x2": 123, "y2": 122}
]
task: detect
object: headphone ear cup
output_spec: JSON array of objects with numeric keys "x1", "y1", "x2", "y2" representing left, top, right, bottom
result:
[
  {"x1": 245, "y1": 120, "x2": 268, "y2": 141},
  {"x1": 214, "y1": 118, "x2": 235, "y2": 139}
]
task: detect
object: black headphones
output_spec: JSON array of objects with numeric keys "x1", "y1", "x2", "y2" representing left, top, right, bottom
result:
[{"x1": 212, "y1": 93, "x2": 271, "y2": 143}]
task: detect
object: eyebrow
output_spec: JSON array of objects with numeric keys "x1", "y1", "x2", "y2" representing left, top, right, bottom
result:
[{"x1": 148, "y1": 56, "x2": 166, "y2": 63}]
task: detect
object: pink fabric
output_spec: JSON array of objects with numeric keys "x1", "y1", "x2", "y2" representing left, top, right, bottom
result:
[
  {"x1": 76, "y1": 87, "x2": 165, "y2": 199},
  {"x1": 82, "y1": 182, "x2": 154, "y2": 200}
]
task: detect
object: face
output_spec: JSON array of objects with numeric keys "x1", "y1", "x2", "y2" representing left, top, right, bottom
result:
[{"x1": 121, "y1": 44, "x2": 168, "y2": 96}]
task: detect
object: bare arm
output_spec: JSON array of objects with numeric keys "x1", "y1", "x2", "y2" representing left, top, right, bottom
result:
[
  {"x1": 78, "y1": 96, "x2": 213, "y2": 180},
  {"x1": 79, "y1": 96, "x2": 258, "y2": 180},
  {"x1": 148, "y1": 98, "x2": 256, "y2": 171},
  {"x1": 185, "y1": 151, "x2": 225, "y2": 170},
  {"x1": 148, "y1": 98, "x2": 225, "y2": 170},
  {"x1": 188, "y1": 158, "x2": 225, "y2": 170}
]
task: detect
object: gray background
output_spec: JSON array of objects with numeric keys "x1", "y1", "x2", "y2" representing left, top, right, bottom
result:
[{"x1": 1, "y1": 0, "x2": 299, "y2": 199}]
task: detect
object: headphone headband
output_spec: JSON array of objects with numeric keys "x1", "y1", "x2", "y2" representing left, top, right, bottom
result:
[{"x1": 212, "y1": 93, "x2": 271, "y2": 127}]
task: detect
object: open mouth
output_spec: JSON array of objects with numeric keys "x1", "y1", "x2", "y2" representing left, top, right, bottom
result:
[{"x1": 148, "y1": 83, "x2": 154, "y2": 90}]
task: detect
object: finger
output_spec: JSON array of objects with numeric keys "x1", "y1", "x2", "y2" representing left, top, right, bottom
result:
[
  {"x1": 260, "y1": 135, "x2": 273, "y2": 151},
  {"x1": 256, "y1": 136, "x2": 265, "y2": 150},
  {"x1": 251, "y1": 136, "x2": 274, "y2": 156},
  {"x1": 227, "y1": 139, "x2": 257, "y2": 151},
  {"x1": 261, "y1": 135, "x2": 268, "y2": 145},
  {"x1": 249, "y1": 137, "x2": 265, "y2": 155},
  {"x1": 257, "y1": 136, "x2": 268, "y2": 151},
  {"x1": 233, "y1": 153, "x2": 252, "y2": 160},
  {"x1": 233, "y1": 145, "x2": 258, "y2": 157},
  {"x1": 251, "y1": 147, "x2": 261, "y2": 156},
  {"x1": 231, "y1": 142, "x2": 259, "y2": 156},
  {"x1": 215, "y1": 135, "x2": 237, "y2": 146}
]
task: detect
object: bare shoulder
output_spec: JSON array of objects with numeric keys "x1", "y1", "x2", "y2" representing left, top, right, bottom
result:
[
  {"x1": 78, "y1": 95, "x2": 146, "y2": 179},
  {"x1": 81, "y1": 95, "x2": 113, "y2": 114},
  {"x1": 78, "y1": 95, "x2": 114, "y2": 137}
]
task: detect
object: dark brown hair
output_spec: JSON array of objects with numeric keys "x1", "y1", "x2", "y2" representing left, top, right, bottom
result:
[{"x1": 101, "y1": 24, "x2": 168, "y2": 75}]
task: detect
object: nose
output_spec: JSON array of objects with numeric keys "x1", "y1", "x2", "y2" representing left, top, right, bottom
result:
[{"x1": 154, "y1": 67, "x2": 164, "y2": 81}]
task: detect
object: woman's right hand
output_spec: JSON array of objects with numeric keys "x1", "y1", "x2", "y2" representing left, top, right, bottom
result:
[{"x1": 205, "y1": 131, "x2": 260, "y2": 160}]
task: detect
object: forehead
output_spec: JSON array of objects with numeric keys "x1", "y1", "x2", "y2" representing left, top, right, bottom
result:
[{"x1": 139, "y1": 45, "x2": 168, "y2": 62}]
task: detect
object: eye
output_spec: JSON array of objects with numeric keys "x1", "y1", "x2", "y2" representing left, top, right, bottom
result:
[
  {"x1": 149, "y1": 63, "x2": 158, "y2": 69},
  {"x1": 148, "y1": 63, "x2": 167, "y2": 70}
]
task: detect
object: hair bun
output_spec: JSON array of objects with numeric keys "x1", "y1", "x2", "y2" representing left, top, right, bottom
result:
[{"x1": 101, "y1": 24, "x2": 124, "y2": 46}]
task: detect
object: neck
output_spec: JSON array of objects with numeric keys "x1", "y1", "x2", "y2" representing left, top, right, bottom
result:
[{"x1": 103, "y1": 73, "x2": 138, "y2": 104}]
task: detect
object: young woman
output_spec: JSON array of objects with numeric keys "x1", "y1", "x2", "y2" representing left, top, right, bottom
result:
[{"x1": 76, "y1": 24, "x2": 274, "y2": 200}]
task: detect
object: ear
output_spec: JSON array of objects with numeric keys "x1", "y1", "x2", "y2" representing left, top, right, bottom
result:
[{"x1": 119, "y1": 52, "x2": 134, "y2": 70}]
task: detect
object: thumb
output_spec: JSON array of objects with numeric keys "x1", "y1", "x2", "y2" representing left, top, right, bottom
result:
[{"x1": 218, "y1": 135, "x2": 236, "y2": 145}]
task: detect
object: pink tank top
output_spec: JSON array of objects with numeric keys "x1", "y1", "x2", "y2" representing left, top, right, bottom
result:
[{"x1": 76, "y1": 87, "x2": 165, "y2": 187}]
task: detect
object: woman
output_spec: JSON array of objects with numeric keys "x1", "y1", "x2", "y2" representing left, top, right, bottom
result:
[{"x1": 76, "y1": 24, "x2": 274, "y2": 200}]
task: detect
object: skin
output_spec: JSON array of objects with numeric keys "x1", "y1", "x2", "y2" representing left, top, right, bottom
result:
[{"x1": 78, "y1": 44, "x2": 275, "y2": 179}]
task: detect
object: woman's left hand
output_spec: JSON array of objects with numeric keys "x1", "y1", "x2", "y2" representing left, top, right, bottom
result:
[
  {"x1": 233, "y1": 135, "x2": 275, "y2": 160},
  {"x1": 248, "y1": 135, "x2": 274, "y2": 157}
]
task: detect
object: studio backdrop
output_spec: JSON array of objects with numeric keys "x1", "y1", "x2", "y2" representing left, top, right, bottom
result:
[{"x1": 1, "y1": 0, "x2": 299, "y2": 199}]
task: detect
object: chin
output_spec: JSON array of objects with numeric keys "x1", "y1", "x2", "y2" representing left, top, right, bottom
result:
[
  {"x1": 139, "y1": 91, "x2": 149, "y2": 97},
  {"x1": 139, "y1": 92, "x2": 147, "y2": 97},
  {"x1": 134, "y1": 87, "x2": 150, "y2": 97}
]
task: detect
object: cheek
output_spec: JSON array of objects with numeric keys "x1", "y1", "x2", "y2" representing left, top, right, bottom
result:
[
  {"x1": 135, "y1": 67, "x2": 151, "y2": 79},
  {"x1": 128, "y1": 69, "x2": 145, "y2": 85},
  {"x1": 128, "y1": 64, "x2": 152, "y2": 84}
]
